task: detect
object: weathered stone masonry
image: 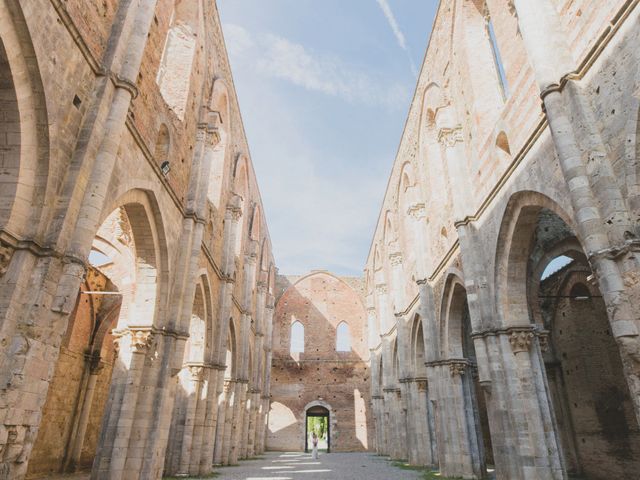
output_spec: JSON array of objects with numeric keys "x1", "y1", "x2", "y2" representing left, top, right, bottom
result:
[
  {"x1": 0, "y1": 1, "x2": 275, "y2": 479},
  {"x1": 367, "y1": 1, "x2": 640, "y2": 479}
]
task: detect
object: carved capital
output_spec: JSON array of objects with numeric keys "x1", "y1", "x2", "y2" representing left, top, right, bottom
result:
[
  {"x1": 131, "y1": 330, "x2": 155, "y2": 353},
  {"x1": 449, "y1": 360, "x2": 467, "y2": 376},
  {"x1": 375, "y1": 283, "x2": 388, "y2": 295},
  {"x1": 388, "y1": 252, "x2": 403, "y2": 266},
  {"x1": 437, "y1": 126, "x2": 464, "y2": 147},
  {"x1": 227, "y1": 206, "x2": 242, "y2": 221},
  {"x1": 509, "y1": 330, "x2": 535, "y2": 354},
  {"x1": 407, "y1": 202, "x2": 426, "y2": 220},
  {"x1": 188, "y1": 365, "x2": 204, "y2": 381}
]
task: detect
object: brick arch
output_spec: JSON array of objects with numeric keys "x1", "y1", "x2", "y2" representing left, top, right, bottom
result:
[
  {"x1": 494, "y1": 190, "x2": 578, "y2": 328},
  {"x1": 0, "y1": 0, "x2": 50, "y2": 239}
]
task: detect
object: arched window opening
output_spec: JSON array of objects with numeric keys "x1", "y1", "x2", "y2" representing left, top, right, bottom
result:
[
  {"x1": 290, "y1": 321, "x2": 304, "y2": 353},
  {"x1": 156, "y1": 1, "x2": 199, "y2": 120},
  {"x1": 336, "y1": 322, "x2": 351, "y2": 352},
  {"x1": 486, "y1": 15, "x2": 509, "y2": 100}
]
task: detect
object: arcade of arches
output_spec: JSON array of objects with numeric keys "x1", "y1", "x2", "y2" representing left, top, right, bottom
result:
[{"x1": 0, "y1": 1, "x2": 639, "y2": 480}]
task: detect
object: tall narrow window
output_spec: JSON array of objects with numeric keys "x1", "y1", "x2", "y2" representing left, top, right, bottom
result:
[
  {"x1": 336, "y1": 322, "x2": 351, "y2": 352},
  {"x1": 487, "y1": 16, "x2": 509, "y2": 100},
  {"x1": 291, "y1": 321, "x2": 305, "y2": 353}
]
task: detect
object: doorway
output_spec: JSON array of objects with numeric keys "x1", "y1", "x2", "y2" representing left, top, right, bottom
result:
[{"x1": 305, "y1": 406, "x2": 330, "y2": 453}]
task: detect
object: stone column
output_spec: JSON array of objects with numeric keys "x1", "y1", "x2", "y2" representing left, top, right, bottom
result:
[
  {"x1": 512, "y1": 0, "x2": 640, "y2": 423},
  {"x1": 177, "y1": 365, "x2": 204, "y2": 475},
  {"x1": 91, "y1": 328, "x2": 155, "y2": 479},
  {"x1": 65, "y1": 354, "x2": 103, "y2": 472},
  {"x1": 198, "y1": 365, "x2": 223, "y2": 473},
  {"x1": 220, "y1": 379, "x2": 236, "y2": 465}
]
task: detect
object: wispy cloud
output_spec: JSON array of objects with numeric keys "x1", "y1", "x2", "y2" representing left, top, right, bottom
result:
[
  {"x1": 224, "y1": 24, "x2": 410, "y2": 110},
  {"x1": 375, "y1": 0, "x2": 418, "y2": 75}
]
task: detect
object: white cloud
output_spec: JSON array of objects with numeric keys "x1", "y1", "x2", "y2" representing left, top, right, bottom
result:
[
  {"x1": 375, "y1": 0, "x2": 418, "y2": 76},
  {"x1": 223, "y1": 24, "x2": 409, "y2": 110},
  {"x1": 221, "y1": 22, "x2": 405, "y2": 275}
]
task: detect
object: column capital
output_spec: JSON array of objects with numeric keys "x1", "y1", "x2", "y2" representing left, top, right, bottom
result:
[
  {"x1": 388, "y1": 252, "x2": 403, "y2": 266},
  {"x1": 407, "y1": 202, "x2": 426, "y2": 220},
  {"x1": 113, "y1": 327, "x2": 155, "y2": 353},
  {"x1": 437, "y1": 125, "x2": 463, "y2": 147},
  {"x1": 509, "y1": 329, "x2": 535, "y2": 354}
]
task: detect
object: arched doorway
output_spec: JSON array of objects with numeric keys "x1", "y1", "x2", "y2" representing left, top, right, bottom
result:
[{"x1": 305, "y1": 406, "x2": 330, "y2": 453}]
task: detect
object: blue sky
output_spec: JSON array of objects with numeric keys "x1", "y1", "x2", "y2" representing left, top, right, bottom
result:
[{"x1": 218, "y1": 0, "x2": 438, "y2": 276}]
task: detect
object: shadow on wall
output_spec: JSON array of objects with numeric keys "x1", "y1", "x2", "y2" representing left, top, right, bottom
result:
[{"x1": 267, "y1": 272, "x2": 373, "y2": 453}]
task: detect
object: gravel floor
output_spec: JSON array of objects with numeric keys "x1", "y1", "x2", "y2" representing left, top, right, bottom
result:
[{"x1": 214, "y1": 451, "x2": 423, "y2": 480}]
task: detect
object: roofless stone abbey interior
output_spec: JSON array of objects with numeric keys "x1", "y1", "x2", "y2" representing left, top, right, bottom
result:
[{"x1": 0, "y1": 1, "x2": 638, "y2": 479}]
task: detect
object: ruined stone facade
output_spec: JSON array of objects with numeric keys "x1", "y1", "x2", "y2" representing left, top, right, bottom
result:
[
  {"x1": 0, "y1": 1, "x2": 275, "y2": 479},
  {"x1": 268, "y1": 273, "x2": 373, "y2": 453},
  {"x1": 367, "y1": 1, "x2": 640, "y2": 479}
]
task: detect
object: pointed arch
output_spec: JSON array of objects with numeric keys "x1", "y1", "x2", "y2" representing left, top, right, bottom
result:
[
  {"x1": 0, "y1": 0, "x2": 50, "y2": 239},
  {"x1": 290, "y1": 321, "x2": 304, "y2": 354},
  {"x1": 156, "y1": 0, "x2": 202, "y2": 119},
  {"x1": 207, "y1": 78, "x2": 231, "y2": 208}
]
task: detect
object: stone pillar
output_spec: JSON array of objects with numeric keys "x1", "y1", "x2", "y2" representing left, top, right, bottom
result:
[
  {"x1": 177, "y1": 365, "x2": 204, "y2": 475},
  {"x1": 65, "y1": 354, "x2": 103, "y2": 472},
  {"x1": 512, "y1": 0, "x2": 640, "y2": 423},
  {"x1": 91, "y1": 328, "x2": 155, "y2": 479},
  {"x1": 220, "y1": 379, "x2": 236, "y2": 465},
  {"x1": 198, "y1": 365, "x2": 223, "y2": 473}
]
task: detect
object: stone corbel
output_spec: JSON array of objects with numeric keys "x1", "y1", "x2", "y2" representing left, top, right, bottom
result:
[
  {"x1": 536, "y1": 329, "x2": 550, "y2": 352},
  {"x1": 130, "y1": 329, "x2": 155, "y2": 353}
]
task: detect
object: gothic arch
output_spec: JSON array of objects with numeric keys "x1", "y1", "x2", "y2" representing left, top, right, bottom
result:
[
  {"x1": 494, "y1": 190, "x2": 577, "y2": 328},
  {"x1": 207, "y1": 78, "x2": 231, "y2": 208},
  {"x1": 440, "y1": 272, "x2": 468, "y2": 358},
  {"x1": 156, "y1": 0, "x2": 202, "y2": 119},
  {"x1": 410, "y1": 314, "x2": 427, "y2": 377},
  {"x1": 0, "y1": 0, "x2": 50, "y2": 239},
  {"x1": 97, "y1": 188, "x2": 170, "y2": 330}
]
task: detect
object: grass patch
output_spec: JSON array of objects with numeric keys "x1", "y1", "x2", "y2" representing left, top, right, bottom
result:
[{"x1": 391, "y1": 461, "x2": 462, "y2": 480}]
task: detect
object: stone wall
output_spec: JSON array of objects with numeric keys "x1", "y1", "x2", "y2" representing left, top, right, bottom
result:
[
  {"x1": 268, "y1": 272, "x2": 373, "y2": 452},
  {"x1": 365, "y1": 1, "x2": 640, "y2": 479},
  {"x1": 0, "y1": 1, "x2": 276, "y2": 479}
]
